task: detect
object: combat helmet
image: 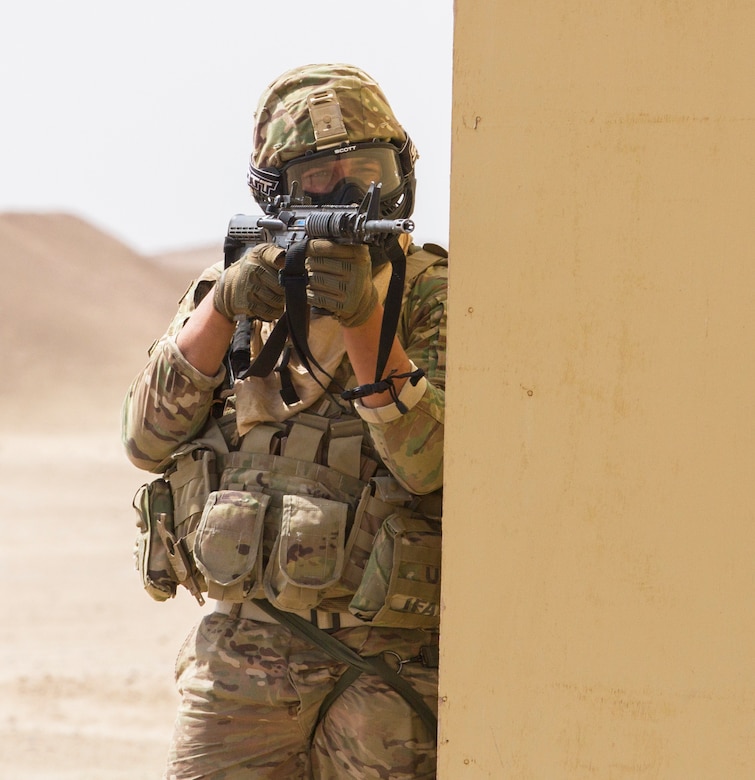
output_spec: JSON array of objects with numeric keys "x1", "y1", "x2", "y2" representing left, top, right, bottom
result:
[{"x1": 248, "y1": 63, "x2": 418, "y2": 221}]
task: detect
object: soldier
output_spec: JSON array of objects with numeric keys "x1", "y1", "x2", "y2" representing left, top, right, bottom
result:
[{"x1": 123, "y1": 63, "x2": 447, "y2": 779}]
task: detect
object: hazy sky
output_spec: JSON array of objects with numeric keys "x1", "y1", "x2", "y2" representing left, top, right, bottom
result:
[{"x1": 1, "y1": 2, "x2": 454, "y2": 254}]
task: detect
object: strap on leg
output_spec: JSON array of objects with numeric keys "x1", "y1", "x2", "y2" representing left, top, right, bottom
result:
[{"x1": 252, "y1": 599, "x2": 438, "y2": 741}]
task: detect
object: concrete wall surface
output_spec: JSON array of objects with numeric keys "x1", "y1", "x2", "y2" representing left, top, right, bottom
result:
[{"x1": 439, "y1": 2, "x2": 755, "y2": 777}]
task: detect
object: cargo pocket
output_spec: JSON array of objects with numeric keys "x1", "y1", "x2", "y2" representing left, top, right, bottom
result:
[
  {"x1": 133, "y1": 478, "x2": 177, "y2": 602},
  {"x1": 349, "y1": 514, "x2": 442, "y2": 629},
  {"x1": 264, "y1": 495, "x2": 347, "y2": 611},
  {"x1": 193, "y1": 490, "x2": 269, "y2": 602}
]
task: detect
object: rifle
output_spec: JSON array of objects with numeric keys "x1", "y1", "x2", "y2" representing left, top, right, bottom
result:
[
  {"x1": 223, "y1": 182, "x2": 417, "y2": 407},
  {"x1": 225, "y1": 181, "x2": 414, "y2": 256}
]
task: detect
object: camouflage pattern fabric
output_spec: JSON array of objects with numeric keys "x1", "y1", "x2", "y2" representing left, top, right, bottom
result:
[
  {"x1": 122, "y1": 265, "x2": 225, "y2": 474},
  {"x1": 165, "y1": 614, "x2": 439, "y2": 779},
  {"x1": 122, "y1": 245, "x2": 447, "y2": 777},
  {"x1": 122, "y1": 248, "x2": 446, "y2": 494},
  {"x1": 252, "y1": 64, "x2": 409, "y2": 170},
  {"x1": 371, "y1": 257, "x2": 446, "y2": 494},
  {"x1": 349, "y1": 515, "x2": 442, "y2": 628}
]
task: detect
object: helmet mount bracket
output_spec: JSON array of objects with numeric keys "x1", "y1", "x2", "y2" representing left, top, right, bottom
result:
[{"x1": 307, "y1": 89, "x2": 348, "y2": 150}]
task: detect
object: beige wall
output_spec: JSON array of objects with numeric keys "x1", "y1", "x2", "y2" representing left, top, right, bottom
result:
[{"x1": 440, "y1": 2, "x2": 755, "y2": 777}]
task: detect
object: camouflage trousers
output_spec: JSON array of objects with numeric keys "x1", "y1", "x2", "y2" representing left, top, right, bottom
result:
[{"x1": 164, "y1": 611, "x2": 439, "y2": 779}]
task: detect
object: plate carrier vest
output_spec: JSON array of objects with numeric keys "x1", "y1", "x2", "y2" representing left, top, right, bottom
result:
[{"x1": 133, "y1": 245, "x2": 446, "y2": 630}]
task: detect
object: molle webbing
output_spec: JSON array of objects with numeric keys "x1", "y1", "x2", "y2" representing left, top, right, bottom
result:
[
  {"x1": 161, "y1": 409, "x2": 442, "y2": 626},
  {"x1": 233, "y1": 410, "x2": 376, "y2": 482},
  {"x1": 209, "y1": 447, "x2": 405, "y2": 611}
]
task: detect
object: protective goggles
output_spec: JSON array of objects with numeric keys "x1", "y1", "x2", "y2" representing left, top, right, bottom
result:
[{"x1": 280, "y1": 143, "x2": 404, "y2": 202}]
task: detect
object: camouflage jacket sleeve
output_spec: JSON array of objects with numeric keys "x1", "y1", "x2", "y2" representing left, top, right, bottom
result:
[
  {"x1": 121, "y1": 265, "x2": 225, "y2": 473},
  {"x1": 354, "y1": 259, "x2": 447, "y2": 495}
]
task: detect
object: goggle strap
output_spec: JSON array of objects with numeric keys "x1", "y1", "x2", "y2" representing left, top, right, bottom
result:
[
  {"x1": 398, "y1": 135, "x2": 418, "y2": 175},
  {"x1": 247, "y1": 163, "x2": 281, "y2": 200}
]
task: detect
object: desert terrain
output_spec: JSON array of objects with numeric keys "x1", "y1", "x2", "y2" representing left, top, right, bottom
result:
[{"x1": 0, "y1": 213, "x2": 222, "y2": 778}]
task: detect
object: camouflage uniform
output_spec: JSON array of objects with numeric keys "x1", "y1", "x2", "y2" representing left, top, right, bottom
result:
[
  {"x1": 122, "y1": 63, "x2": 446, "y2": 780},
  {"x1": 123, "y1": 252, "x2": 446, "y2": 490},
  {"x1": 168, "y1": 618, "x2": 439, "y2": 779}
]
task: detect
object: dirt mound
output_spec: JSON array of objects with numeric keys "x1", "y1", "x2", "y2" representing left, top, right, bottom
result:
[
  {"x1": 0, "y1": 212, "x2": 214, "y2": 432},
  {"x1": 0, "y1": 214, "x2": 215, "y2": 777}
]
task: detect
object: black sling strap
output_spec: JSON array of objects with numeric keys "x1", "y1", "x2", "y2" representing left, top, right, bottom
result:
[
  {"x1": 236, "y1": 239, "x2": 329, "y2": 398},
  {"x1": 237, "y1": 315, "x2": 289, "y2": 379},
  {"x1": 237, "y1": 237, "x2": 411, "y2": 405},
  {"x1": 339, "y1": 238, "x2": 426, "y2": 411},
  {"x1": 373, "y1": 237, "x2": 407, "y2": 385},
  {"x1": 252, "y1": 599, "x2": 438, "y2": 743},
  {"x1": 278, "y1": 239, "x2": 331, "y2": 381}
]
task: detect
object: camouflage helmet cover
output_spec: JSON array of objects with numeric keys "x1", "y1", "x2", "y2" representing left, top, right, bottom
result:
[{"x1": 252, "y1": 63, "x2": 411, "y2": 170}]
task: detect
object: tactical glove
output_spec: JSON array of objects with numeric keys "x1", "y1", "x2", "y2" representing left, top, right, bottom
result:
[
  {"x1": 213, "y1": 243, "x2": 285, "y2": 322},
  {"x1": 306, "y1": 240, "x2": 377, "y2": 328}
]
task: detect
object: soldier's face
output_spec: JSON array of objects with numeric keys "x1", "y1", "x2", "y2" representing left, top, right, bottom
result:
[
  {"x1": 282, "y1": 145, "x2": 403, "y2": 203},
  {"x1": 299, "y1": 156, "x2": 383, "y2": 195}
]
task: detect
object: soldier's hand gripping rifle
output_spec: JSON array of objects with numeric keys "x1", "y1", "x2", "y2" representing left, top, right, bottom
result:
[{"x1": 223, "y1": 182, "x2": 415, "y2": 403}]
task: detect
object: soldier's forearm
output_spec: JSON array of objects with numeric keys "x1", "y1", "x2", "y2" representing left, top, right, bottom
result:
[
  {"x1": 175, "y1": 291, "x2": 236, "y2": 377},
  {"x1": 341, "y1": 303, "x2": 412, "y2": 408}
]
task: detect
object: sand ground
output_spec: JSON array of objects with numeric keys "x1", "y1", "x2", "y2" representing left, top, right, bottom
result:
[
  {"x1": 0, "y1": 431, "x2": 209, "y2": 779},
  {"x1": 0, "y1": 213, "x2": 221, "y2": 779}
]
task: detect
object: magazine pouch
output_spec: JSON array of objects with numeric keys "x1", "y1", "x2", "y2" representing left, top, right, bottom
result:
[
  {"x1": 349, "y1": 513, "x2": 442, "y2": 628},
  {"x1": 132, "y1": 478, "x2": 178, "y2": 602},
  {"x1": 264, "y1": 494, "x2": 348, "y2": 611},
  {"x1": 193, "y1": 489, "x2": 269, "y2": 601}
]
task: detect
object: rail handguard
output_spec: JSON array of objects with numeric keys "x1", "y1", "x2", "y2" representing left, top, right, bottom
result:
[{"x1": 226, "y1": 182, "x2": 413, "y2": 253}]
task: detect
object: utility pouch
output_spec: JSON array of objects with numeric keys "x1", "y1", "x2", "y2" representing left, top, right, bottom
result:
[
  {"x1": 326, "y1": 486, "x2": 397, "y2": 599},
  {"x1": 263, "y1": 494, "x2": 347, "y2": 611},
  {"x1": 168, "y1": 446, "x2": 217, "y2": 533},
  {"x1": 349, "y1": 514, "x2": 442, "y2": 629},
  {"x1": 151, "y1": 445, "x2": 218, "y2": 603},
  {"x1": 193, "y1": 490, "x2": 269, "y2": 601},
  {"x1": 132, "y1": 478, "x2": 178, "y2": 602}
]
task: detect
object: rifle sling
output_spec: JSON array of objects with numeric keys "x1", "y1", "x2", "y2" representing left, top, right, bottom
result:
[
  {"x1": 374, "y1": 237, "x2": 406, "y2": 384},
  {"x1": 238, "y1": 315, "x2": 289, "y2": 379},
  {"x1": 229, "y1": 237, "x2": 408, "y2": 403},
  {"x1": 309, "y1": 665, "x2": 362, "y2": 749},
  {"x1": 280, "y1": 239, "x2": 330, "y2": 380},
  {"x1": 252, "y1": 599, "x2": 438, "y2": 743}
]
